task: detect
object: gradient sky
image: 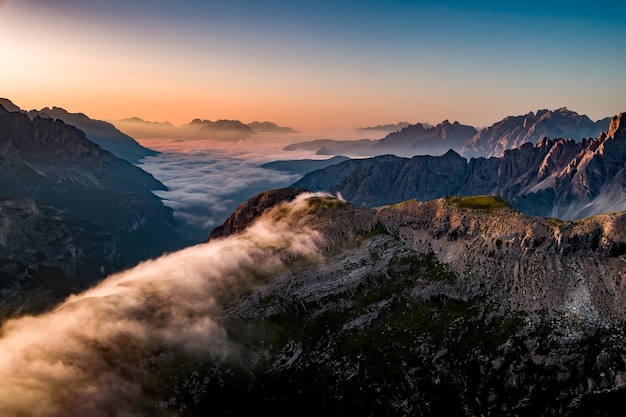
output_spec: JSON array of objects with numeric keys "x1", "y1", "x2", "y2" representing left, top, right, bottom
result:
[{"x1": 1, "y1": 0, "x2": 625, "y2": 131}]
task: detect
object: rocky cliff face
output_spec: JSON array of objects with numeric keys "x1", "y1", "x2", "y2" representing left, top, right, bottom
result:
[
  {"x1": 158, "y1": 190, "x2": 626, "y2": 416},
  {"x1": 461, "y1": 107, "x2": 611, "y2": 158},
  {"x1": 294, "y1": 113, "x2": 626, "y2": 221}
]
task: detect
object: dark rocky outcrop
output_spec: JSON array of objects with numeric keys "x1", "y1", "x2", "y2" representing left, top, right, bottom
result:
[{"x1": 208, "y1": 187, "x2": 309, "y2": 240}]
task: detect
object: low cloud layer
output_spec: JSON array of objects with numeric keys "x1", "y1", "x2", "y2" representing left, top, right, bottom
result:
[{"x1": 0, "y1": 194, "x2": 328, "y2": 417}]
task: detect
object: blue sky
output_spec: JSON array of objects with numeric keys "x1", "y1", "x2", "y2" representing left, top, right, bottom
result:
[{"x1": 1, "y1": 0, "x2": 624, "y2": 129}]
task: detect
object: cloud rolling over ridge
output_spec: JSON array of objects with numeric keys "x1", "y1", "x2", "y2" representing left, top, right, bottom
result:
[{"x1": 0, "y1": 194, "x2": 329, "y2": 417}]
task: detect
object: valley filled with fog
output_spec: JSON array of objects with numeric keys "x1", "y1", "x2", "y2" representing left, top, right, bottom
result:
[{"x1": 135, "y1": 131, "x2": 363, "y2": 243}]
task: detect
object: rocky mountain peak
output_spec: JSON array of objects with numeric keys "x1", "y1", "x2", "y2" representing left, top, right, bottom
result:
[
  {"x1": 608, "y1": 112, "x2": 626, "y2": 139},
  {"x1": 0, "y1": 98, "x2": 21, "y2": 113}
]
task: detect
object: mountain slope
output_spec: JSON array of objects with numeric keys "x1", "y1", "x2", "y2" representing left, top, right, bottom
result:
[
  {"x1": 294, "y1": 113, "x2": 626, "y2": 220},
  {"x1": 2, "y1": 189, "x2": 625, "y2": 416}
]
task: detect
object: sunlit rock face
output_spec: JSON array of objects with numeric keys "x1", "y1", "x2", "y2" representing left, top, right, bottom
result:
[{"x1": 295, "y1": 112, "x2": 626, "y2": 221}]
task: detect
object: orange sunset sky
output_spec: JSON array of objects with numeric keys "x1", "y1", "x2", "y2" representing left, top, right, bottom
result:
[{"x1": 1, "y1": 0, "x2": 625, "y2": 132}]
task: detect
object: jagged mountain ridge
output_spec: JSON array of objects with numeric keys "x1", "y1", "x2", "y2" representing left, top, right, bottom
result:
[
  {"x1": 461, "y1": 107, "x2": 610, "y2": 158},
  {"x1": 283, "y1": 107, "x2": 611, "y2": 159},
  {"x1": 293, "y1": 113, "x2": 626, "y2": 220}
]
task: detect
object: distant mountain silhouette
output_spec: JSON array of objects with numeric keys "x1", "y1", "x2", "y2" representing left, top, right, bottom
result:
[
  {"x1": 248, "y1": 121, "x2": 297, "y2": 133},
  {"x1": 113, "y1": 117, "x2": 296, "y2": 140}
]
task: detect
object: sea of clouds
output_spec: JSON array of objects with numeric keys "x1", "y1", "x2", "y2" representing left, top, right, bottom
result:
[{"x1": 136, "y1": 133, "x2": 338, "y2": 243}]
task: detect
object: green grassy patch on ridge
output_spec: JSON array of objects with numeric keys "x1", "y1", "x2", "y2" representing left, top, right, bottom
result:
[{"x1": 446, "y1": 195, "x2": 509, "y2": 210}]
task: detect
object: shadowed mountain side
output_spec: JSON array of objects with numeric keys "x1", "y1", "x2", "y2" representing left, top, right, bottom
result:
[
  {"x1": 260, "y1": 155, "x2": 350, "y2": 176},
  {"x1": 0, "y1": 198, "x2": 122, "y2": 319},
  {"x1": 0, "y1": 105, "x2": 188, "y2": 317},
  {"x1": 294, "y1": 113, "x2": 626, "y2": 220}
]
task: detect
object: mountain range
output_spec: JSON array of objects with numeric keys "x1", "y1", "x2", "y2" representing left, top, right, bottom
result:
[
  {"x1": 1, "y1": 98, "x2": 626, "y2": 416},
  {"x1": 112, "y1": 116, "x2": 296, "y2": 140},
  {"x1": 294, "y1": 112, "x2": 626, "y2": 221},
  {"x1": 285, "y1": 107, "x2": 611, "y2": 159}
]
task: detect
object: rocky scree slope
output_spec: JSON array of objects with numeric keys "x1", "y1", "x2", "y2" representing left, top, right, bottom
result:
[
  {"x1": 294, "y1": 113, "x2": 626, "y2": 221},
  {"x1": 137, "y1": 189, "x2": 626, "y2": 417}
]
